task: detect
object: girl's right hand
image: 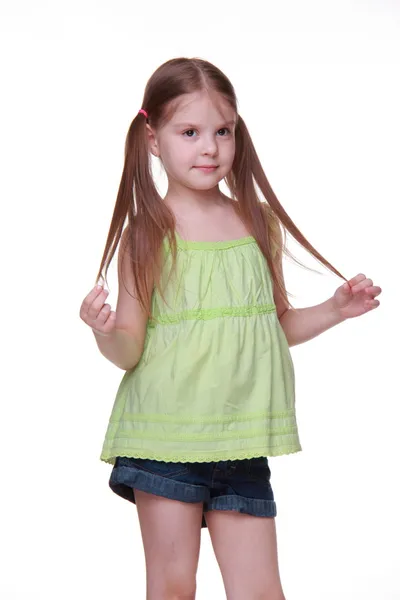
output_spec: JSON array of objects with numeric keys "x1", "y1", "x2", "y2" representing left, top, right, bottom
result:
[{"x1": 79, "y1": 284, "x2": 117, "y2": 337}]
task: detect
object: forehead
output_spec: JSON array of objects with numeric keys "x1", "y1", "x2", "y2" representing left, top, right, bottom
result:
[{"x1": 167, "y1": 91, "x2": 236, "y2": 127}]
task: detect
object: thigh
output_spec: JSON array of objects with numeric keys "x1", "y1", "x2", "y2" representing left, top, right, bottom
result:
[
  {"x1": 205, "y1": 511, "x2": 285, "y2": 600},
  {"x1": 135, "y1": 489, "x2": 203, "y2": 599}
]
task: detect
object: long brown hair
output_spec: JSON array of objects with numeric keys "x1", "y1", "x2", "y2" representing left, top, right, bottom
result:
[{"x1": 95, "y1": 57, "x2": 347, "y2": 313}]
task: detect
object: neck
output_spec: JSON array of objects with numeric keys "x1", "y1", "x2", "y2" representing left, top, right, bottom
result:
[{"x1": 163, "y1": 187, "x2": 227, "y2": 215}]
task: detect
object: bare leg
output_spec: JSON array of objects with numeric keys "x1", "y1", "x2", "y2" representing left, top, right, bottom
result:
[
  {"x1": 205, "y1": 511, "x2": 286, "y2": 600},
  {"x1": 135, "y1": 489, "x2": 204, "y2": 600}
]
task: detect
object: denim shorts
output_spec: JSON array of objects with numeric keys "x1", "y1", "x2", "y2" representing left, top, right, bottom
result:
[{"x1": 109, "y1": 456, "x2": 277, "y2": 528}]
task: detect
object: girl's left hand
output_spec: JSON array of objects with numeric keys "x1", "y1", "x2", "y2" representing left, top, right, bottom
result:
[{"x1": 332, "y1": 273, "x2": 382, "y2": 320}]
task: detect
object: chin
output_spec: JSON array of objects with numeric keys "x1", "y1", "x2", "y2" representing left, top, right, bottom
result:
[
  {"x1": 193, "y1": 177, "x2": 224, "y2": 188},
  {"x1": 189, "y1": 170, "x2": 227, "y2": 184},
  {"x1": 184, "y1": 182, "x2": 220, "y2": 192}
]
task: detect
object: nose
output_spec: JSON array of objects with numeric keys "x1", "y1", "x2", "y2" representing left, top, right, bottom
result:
[{"x1": 201, "y1": 134, "x2": 218, "y2": 156}]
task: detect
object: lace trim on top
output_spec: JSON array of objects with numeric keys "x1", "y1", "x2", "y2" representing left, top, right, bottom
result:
[
  {"x1": 102, "y1": 444, "x2": 302, "y2": 465},
  {"x1": 148, "y1": 304, "x2": 276, "y2": 327}
]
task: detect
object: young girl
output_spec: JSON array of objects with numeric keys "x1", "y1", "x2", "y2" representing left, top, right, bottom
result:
[{"x1": 79, "y1": 57, "x2": 381, "y2": 600}]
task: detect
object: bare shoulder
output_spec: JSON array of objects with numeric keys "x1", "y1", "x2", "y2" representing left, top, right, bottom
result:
[{"x1": 115, "y1": 226, "x2": 151, "y2": 345}]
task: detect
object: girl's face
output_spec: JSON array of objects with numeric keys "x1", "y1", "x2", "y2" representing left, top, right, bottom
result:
[{"x1": 147, "y1": 91, "x2": 237, "y2": 193}]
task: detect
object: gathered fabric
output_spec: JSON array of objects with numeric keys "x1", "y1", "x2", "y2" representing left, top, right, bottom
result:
[{"x1": 100, "y1": 233, "x2": 302, "y2": 465}]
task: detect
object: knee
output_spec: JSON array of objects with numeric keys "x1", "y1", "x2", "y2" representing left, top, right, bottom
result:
[
  {"x1": 168, "y1": 587, "x2": 196, "y2": 599},
  {"x1": 164, "y1": 575, "x2": 197, "y2": 599},
  {"x1": 147, "y1": 560, "x2": 197, "y2": 599}
]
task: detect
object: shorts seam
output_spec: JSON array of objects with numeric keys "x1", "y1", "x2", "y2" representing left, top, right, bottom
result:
[
  {"x1": 109, "y1": 465, "x2": 208, "y2": 504},
  {"x1": 205, "y1": 494, "x2": 277, "y2": 517}
]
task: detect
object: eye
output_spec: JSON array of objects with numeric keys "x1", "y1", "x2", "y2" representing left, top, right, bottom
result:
[
  {"x1": 183, "y1": 129, "x2": 197, "y2": 137},
  {"x1": 182, "y1": 128, "x2": 232, "y2": 138}
]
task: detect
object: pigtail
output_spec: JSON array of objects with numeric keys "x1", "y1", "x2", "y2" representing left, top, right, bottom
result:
[
  {"x1": 95, "y1": 111, "x2": 176, "y2": 315},
  {"x1": 226, "y1": 115, "x2": 347, "y2": 308}
]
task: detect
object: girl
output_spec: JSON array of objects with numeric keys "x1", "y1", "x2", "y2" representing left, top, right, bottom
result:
[{"x1": 79, "y1": 57, "x2": 381, "y2": 600}]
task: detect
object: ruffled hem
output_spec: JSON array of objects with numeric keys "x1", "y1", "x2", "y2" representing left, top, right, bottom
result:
[{"x1": 100, "y1": 444, "x2": 302, "y2": 465}]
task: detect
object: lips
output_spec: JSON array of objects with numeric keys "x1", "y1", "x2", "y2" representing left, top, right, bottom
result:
[{"x1": 194, "y1": 166, "x2": 218, "y2": 171}]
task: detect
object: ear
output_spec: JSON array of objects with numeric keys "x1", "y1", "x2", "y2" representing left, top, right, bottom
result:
[{"x1": 145, "y1": 124, "x2": 160, "y2": 158}]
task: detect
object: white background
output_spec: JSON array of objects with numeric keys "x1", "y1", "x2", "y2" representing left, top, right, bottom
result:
[{"x1": 1, "y1": 0, "x2": 399, "y2": 598}]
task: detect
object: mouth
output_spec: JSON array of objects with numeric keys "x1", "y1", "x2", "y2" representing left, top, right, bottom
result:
[{"x1": 193, "y1": 166, "x2": 218, "y2": 172}]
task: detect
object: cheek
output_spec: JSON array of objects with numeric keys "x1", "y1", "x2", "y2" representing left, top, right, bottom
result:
[
  {"x1": 170, "y1": 145, "x2": 196, "y2": 168},
  {"x1": 224, "y1": 143, "x2": 236, "y2": 165},
  {"x1": 160, "y1": 144, "x2": 177, "y2": 166},
  {"x1": 160, "y1": 144, "x2": 193, "y2": 173}
]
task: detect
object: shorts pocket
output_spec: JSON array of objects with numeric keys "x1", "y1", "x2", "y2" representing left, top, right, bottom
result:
[
  {"x1": 247, "y1": 456, "x2": 272, "y2": 483},
  {"x1": 117, "y1": 456, "x2": 189, "y2": 478}
]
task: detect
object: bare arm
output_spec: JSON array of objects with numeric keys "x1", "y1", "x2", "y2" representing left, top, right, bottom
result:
[
  {"x1": 92, "y1": 228, "x2": 151, "y2": 370},
  {"x1": 93, "y1": 328, "x2": 145, "y2": 370},
  {"x1": 270, "y1": 220, "x2": 345, "y2": 347},
  {"x1": 279, "y1": 298, "x2": 345, "y2": 347}
]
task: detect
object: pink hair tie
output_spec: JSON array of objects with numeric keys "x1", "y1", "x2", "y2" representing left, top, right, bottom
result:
[{"x1": 138, "y1": 109, "x2": 148, "y2": 119}]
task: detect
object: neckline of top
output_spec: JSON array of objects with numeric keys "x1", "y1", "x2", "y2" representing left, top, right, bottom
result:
[{"x1": 175, "y1": 231, "x2": 256, "y2": 250}]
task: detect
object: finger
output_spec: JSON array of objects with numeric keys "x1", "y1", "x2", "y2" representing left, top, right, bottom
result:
[
  {"x1": 365, "y1": 286, "x2": 382, "y2": 297},
  {"x1": 348, "y1": 273, "x2": 366, "y2": 287},
  {"x1": 93, "y1": 309, "x2": 116, "y2": 335},
  {"x1": 80, "y1": 284, "x2": 107, "y2": 319},
  {"x1": 351, "y1": 278, "x2": 372, "y2": 293},
  {"x1": 87, "y1": 289, "x2": 110, "y2": 320},
  {"x1": 365, "y1": 299, "x2": 380, "y2": 309},
  {"x1": 102, "y1": 310, "x2": 117, "y2": 334},
  {"x1": 92, "y1": 303, "x2": 112, "y2": 328}
]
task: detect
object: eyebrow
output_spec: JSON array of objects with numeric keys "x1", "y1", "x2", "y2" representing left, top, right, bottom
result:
[{"x1": 173, "y1": 120, "x2": 236, "y2": 128}]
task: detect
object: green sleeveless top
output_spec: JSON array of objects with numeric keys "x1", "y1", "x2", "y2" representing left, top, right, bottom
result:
[{"x1": 100, "y1": 233, "x2": 302, "y2": 465}]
